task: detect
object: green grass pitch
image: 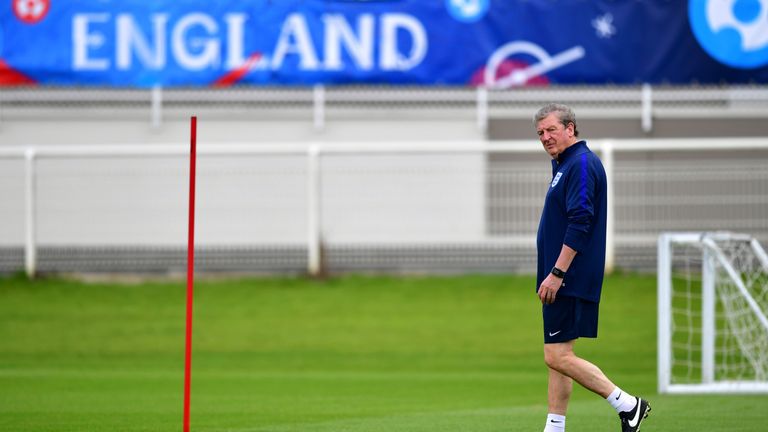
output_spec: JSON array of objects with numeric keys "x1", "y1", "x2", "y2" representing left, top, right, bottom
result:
[{"x1": 1, "y1": 272, "x2": 767, "y2": 431}]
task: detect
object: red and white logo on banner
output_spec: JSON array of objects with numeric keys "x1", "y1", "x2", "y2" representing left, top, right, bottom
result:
[{"x1": 13, "y1": 0, "x2": 50, "y2": 24}]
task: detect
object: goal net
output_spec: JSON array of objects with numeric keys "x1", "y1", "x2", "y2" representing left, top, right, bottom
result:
[{"x1": 658, "y1": 232, "x2": 768, "y2": 394}]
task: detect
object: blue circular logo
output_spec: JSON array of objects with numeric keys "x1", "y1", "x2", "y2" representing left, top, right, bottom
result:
[
  {"x1": 689, "y1": 0, "x2": 768, "y2": 69},
  {"x1": 445, "y1": 0, "x2": 490, "y2": 23}
]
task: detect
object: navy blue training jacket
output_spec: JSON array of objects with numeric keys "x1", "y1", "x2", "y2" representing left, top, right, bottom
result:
[{"x1": 536, "y1": 141, "x2": 607, "y2": 303}]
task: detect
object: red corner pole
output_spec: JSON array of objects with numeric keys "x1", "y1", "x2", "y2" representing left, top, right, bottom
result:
[{"x1": 184, "y1": 116, "x2": 197, "y2": 432}]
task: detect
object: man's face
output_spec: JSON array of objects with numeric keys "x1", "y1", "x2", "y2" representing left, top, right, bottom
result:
[{"x1": 536, "y1": 113, "x2": 574, "y2": 159}]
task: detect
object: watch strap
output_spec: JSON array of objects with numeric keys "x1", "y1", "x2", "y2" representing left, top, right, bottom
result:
[{"x1": 551, "y1": 266, "x2": 566, "y2": 278}]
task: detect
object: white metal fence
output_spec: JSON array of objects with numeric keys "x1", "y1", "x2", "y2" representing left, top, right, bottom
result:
[
  {"x1": 3, "y1": 85, "x2": 768, "y2": 132},
  {"x1": 1, "y1": 138, "x2": 768, "y2": 276}
]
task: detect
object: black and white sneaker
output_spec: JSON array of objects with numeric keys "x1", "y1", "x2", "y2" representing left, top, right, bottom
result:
[{"x1": 619, "y1": 397, "x2": 651, "y2": 432}]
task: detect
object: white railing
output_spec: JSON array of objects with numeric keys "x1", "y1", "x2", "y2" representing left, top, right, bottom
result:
[
  {"x1": 2, "y1": 138, "x2": 768, "y2": 276},
  {"x1": 3, "y1": 85, "x2": 768, "y2": 133}
]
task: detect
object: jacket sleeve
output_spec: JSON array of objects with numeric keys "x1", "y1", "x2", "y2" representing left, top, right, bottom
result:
[{"x1": 562, "y1": 154, "x2": 597, "y2": 253}]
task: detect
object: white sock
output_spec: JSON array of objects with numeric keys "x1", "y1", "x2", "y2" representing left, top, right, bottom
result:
[
  {"x1": 607, "y1": 387, "x2": 637, "y2": 413},
  {"x1": 543, "y1": 413, "x2": 566, "y2": 431}
]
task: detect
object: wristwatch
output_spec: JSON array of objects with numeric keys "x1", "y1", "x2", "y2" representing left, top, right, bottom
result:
[{"x1": 550, "y1": 266, "x2": 566, "y2": 278}]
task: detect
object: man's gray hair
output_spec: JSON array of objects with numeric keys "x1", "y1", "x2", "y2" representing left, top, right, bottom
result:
[{"x1": 533, "y1": 103, "x2": 579, "y2": 137}]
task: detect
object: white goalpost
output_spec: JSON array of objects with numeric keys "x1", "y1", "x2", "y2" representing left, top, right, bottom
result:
[{"x1": 658, "y1": 232, "x2": 768, "y2": 394}]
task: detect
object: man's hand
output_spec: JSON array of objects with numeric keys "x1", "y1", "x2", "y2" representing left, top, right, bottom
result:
[{"x1": 538, "y1": 273, "x2": 563, "y2": 305}]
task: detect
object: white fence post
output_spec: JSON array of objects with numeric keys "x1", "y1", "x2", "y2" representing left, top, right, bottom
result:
[
  {"x1": 476, "y1": 86, "x2": 488, "y2": 133},
  {"x1": 313, "y1": 85, "x2": 325, "y2": 130},
  {"x1": 601, "y1": 140, "x2": 616, "y2": 274},
  {"x1": 151, "y1": 85, "x2": 163, "y2": 128},
  {"x1": 307, "y1": 144, "x2": 322, "y2": 276},
  {"x1": 24, "y1": 148, "x2": 37, "y2": 278},
  {"x1": 642, "y1": 83, "x2": 653, "y2": 133}
]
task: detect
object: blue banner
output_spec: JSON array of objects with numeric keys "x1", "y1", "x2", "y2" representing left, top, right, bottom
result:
[{"x1": 2, "y1": 0, "x2": 768, "y2": 87}]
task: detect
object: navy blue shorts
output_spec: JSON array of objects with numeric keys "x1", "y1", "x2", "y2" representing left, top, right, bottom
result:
[{"x1": 542, "y1": 295, "x2": 599, "y2": 344}]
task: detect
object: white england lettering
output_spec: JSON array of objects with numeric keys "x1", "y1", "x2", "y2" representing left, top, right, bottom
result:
[
  {"x1": 172, "y1": 13, "x2": 220, "y2": 70},
  {"x1": 323, "y1": 14, "x2": 374, "y2": 71},
  {"x1": 380, "y1": 14, "x2": 427, "y2": 71},
  {"x1": 116, "y1": 14, "x2": 168, "y2": 70},
  {"x1": 272, "y1": 13, "x2": 319, "y2": 70},
  {"x1": 224, "y1": 13, "x2": 247, "y2": 69},
  {"x1": 72, "y1": 13, "x2": 110, "y2": 70},
  {"x1": 69, "y1": 12, "x2": 430, "y2": 74}
]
